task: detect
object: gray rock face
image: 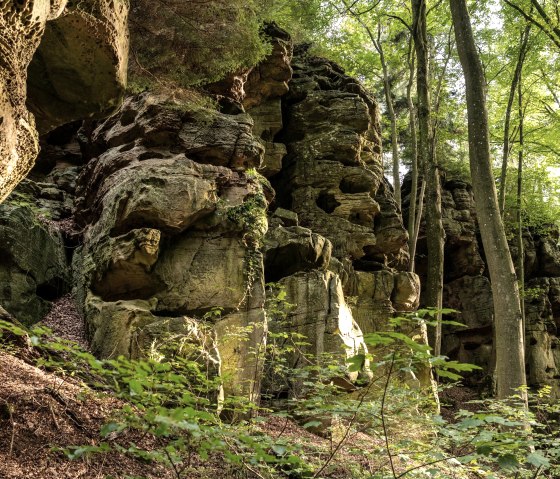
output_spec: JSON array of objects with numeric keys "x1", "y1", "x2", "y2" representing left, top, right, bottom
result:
[
  {"x1": 0, "y1": 201, "x2": 68, "y2": 325},
  {"x1": 71, "y1": 91, "x2": 270, "y2": 400},
  {"x1": 403, "y1": 173, "x2": 560, "y2": 394},
  {"x1": 0, "y1": 26, "x2": 420, "y2": 403},
  {"x1": 263, "y1": 225, "x2": 332, "y2": 282},
  {"x1": 275, "y1": 48, "x2": 407, "y2": 270}
]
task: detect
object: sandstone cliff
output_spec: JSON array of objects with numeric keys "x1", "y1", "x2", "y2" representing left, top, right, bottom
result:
[{"x1": 0, "y1": 25, "x2": 420, "y2": 401}]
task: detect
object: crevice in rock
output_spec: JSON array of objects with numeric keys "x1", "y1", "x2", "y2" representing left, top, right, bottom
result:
[
  {"x1": 316, "y1": 191, "x2": 340, "y2": 214},
  {"x1": 36, "y1": 277, "x2": 67, "y2": 302}
]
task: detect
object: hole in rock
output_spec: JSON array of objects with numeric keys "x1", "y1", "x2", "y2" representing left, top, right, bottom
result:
[
  {"x1": 353, "y1": 258, "x2": 384, "y2": 272},
  {"x1": 316, "y1": 191, "x2": 340, "y2": 214},
  {"x1": 119, "y1": 142, "x2": 135, "y2": 153},
  {"x1": 463, "y1": 342, "x2": 480, "y2": 351},
  {"x1": 530, "y1": 337, "x2": 538, "y2": 346},
  {"x1": 36, "y1": 277, "x2": 67, "y2": 301},
  {"x1": 120, "y1": 108, "x2": 137, "y2": 126}
]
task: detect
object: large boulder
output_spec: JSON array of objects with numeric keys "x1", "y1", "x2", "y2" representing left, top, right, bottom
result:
[
  {"x1": 0, "y1": 0, "x2": 128, "y2": 202},
  {"x1": 73, "y1": 93, "x2": 270, "y2": 401},
  {"x1": 0, "y1": 200, "x2": 68, "y2": 324},
  {"x1": 263, "y1": 225, "x2": 332, "y2": 282},
  {"x1": 264, "y1": 270, "x2": 369, "y2": 398}
]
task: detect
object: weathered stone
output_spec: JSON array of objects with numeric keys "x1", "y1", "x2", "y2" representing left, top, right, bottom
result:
[
  {"x1": 249, "y1": 99, "x2": 286, "y2": 177},
  {"x1": 0, "y1": 202, "x2": 68, "y2": 324},
  {"x1": 264, "y1": 225, "x2": 331, "y2": 281},
  {"x1": 0, "y1": 0, "x2": 128, "y2": 203},
  {"x1": 393, "y1": 272, "x2": 421, "y2": 312},
  {"x1": 275, "y1": 50, "x2": 407, "y2": 269},
  {"x1": 215, "y1": 307, "x2": 267, "y2": 402},
  {"x1": 0, "y1": 1, "x2": 66, "y2": 203},
  {"x1": 423, "y1": 174, "x2": 560, "y2": 392},
  {"x1": 82, "y1": 157, "x2": 221, "y2": 238},
  {"x1": 154, "y1": 234, "x2": 258, "y2": 315},
  {"x1": 69, "y1": 92, "x2": 272, "y2": 403},
  {"x1": 244, "y1": 23, "x2": 293, "y2": 109},
  {"x1": 88, "y1": 228, "x2": 162, "y2": 301},
  {"x1": 85, "y1": 93, "x2": 264, "y2": 171},
  {"x1": 443, "y1": 275, "x2": 494, "y2": 331},
  {"x1": 271, "y1": 207, "x2": 298, "y2": 227},
  {"x1": 351, "y1": 270, "x2": 420, "y2": 334},
  {"x1": 539, "y1": 236, "x2": 560, "y2": 277},
  {"x1": 267, "y1": 270, "x2": 368, "y2": 396},
  {"x1": 27, "y1": 0, "x2": 129, "y2": 133}
]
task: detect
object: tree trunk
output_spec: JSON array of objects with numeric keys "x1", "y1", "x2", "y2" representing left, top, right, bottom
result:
[
  {"x1": 380, "y1": 41, "x2": 401, "y2": 210},
  {"x1": 498, "y1": 24, "x2": 531, "y2": 215},
  {"x1": 450, "y1": 0, "x2": 527, "y2": 401},
  {"x1": 407, "y1": 39, "x2": 421, "y2": 272},
  {"x1": 517, "y1": 64, "x2": 526, "y2": 336},
  {"x1": 412, "y1": 0, "x2": 445, "y2": 357}
]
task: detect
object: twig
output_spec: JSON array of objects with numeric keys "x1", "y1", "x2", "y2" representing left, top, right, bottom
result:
[
  {"x1": 381, "y1": 353, "x2": 397, "y2": 479},
  {"x1": 8, "y1": 405, "x2": 15, "y2": 457},
  {"x1": 164, "y1": 448, "x2": 182, "y2": 479}
]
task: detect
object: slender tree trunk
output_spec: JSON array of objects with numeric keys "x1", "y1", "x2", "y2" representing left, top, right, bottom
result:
[
  {"x1": 517, "y1": 67, "x2": 526, "y2": 336},
  {"x1": 450, "y1": 0, "x2": 527, "y2": 401},
  {"x1": 499, "y1": 25, "x2": 531, "y2": 215},
  {"x1": 412, "y1": 0, "x2": 445, "y2": 357},
  {"x1": 379, "y1": 38, "x2": 402, "y2": 210},
  {"x1": 407, "y1": 39, "x2": 421, "y2": 272}
]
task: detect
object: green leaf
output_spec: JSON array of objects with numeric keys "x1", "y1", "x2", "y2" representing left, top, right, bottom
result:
[
  {"x1": 498, "y1": 454, "x2": 519, "y2": 470},
  {"x1": 271, "y1": 444, "x2": 287, "y2": 456},
  {"x1": 526, "y1": 452, "x2": 550, "y2": 468},
  {"x1": 129, "y1": 379, "x2": 144, "y2": 395},
  {"x1": 346, "y1": 354, "x2": 366, "y2": 372}
]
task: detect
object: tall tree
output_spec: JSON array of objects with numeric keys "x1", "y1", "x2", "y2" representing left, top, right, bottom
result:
[
  {"x1": 516, "y1": 57, "x2": 526, "y2": 335},
  {"x1": 450, "y1": 0, "x2": 528, "y2": 401},
  {"x1": 406, "y1": 38, "x2": 423, "y2": 272},
  {"x1": 498, "y1": 23, "x2": 531, "y2": 215},
  {"x1": 411, "y1": 0, "x2": 445, "y2": 357}
]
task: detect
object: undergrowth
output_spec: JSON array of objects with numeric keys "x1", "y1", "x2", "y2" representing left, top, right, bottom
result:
[{"x1": 0, "y1": 302, "x2": 559, "y2": 478}]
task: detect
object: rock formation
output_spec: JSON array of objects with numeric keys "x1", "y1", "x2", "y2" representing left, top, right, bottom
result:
[
  {"x1": 403, "y1": 174, "x2": 560, "y2": 396},
  {"x1": 0, "y1": 25, "x2": 420, "y2": 402},
  {"x1": 0, "y1": 0, "x2": 128, "y2": 203}
]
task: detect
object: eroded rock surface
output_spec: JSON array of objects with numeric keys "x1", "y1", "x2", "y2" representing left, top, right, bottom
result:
[
  {"x1": 72, "y1": 92, "x2": 269, "y2": 400},
  {"x1": 0, "y1": 0, "x2": 128, "y2": 203},
  {"x1": 0, "y1": 196, "x2": 68, "y2": 324},
  {"x1": 0, "y1": 26, "x2": 419, "y2": 403}
]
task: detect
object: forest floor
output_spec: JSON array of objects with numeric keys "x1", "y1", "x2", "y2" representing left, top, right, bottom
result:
[
  {"x1": 0, "y1": 348, "x2": 480, "y2": 479},
  {"x1": 0, "y1": 299, "x2": 477, "y2": 478}
]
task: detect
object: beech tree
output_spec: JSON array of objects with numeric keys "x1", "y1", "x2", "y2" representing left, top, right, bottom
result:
[
  {"x1": 411, "y1": 0, "x2": 445, "y2": 356},
  {"x1": 450, "y1": 0, "x2": 528, "y2": 401}
]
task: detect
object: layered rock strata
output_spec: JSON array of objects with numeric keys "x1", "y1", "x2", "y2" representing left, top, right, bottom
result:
[
  {"x1": 0, "y1": 28, "x2": 419, "y2": 402},
  {"x1": 0, "y1": 0, "x2": 128, "y2": 203}
]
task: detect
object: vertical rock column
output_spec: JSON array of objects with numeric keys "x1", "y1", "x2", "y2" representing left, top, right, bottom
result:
[
  {"x1": 275, "y1": 46, "x2": 419, "y2": 336},
  {"x1": 73, "y1": 93, "x2": 270, "y2": 401}
]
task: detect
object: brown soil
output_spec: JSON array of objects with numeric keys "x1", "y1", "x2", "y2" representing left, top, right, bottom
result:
[
  {"x1": 41, "y1": 294, "x2": 89, "y2": 351},
  {"x1": 0, "y1": 352, "x2": 170, "y2": 479}
]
